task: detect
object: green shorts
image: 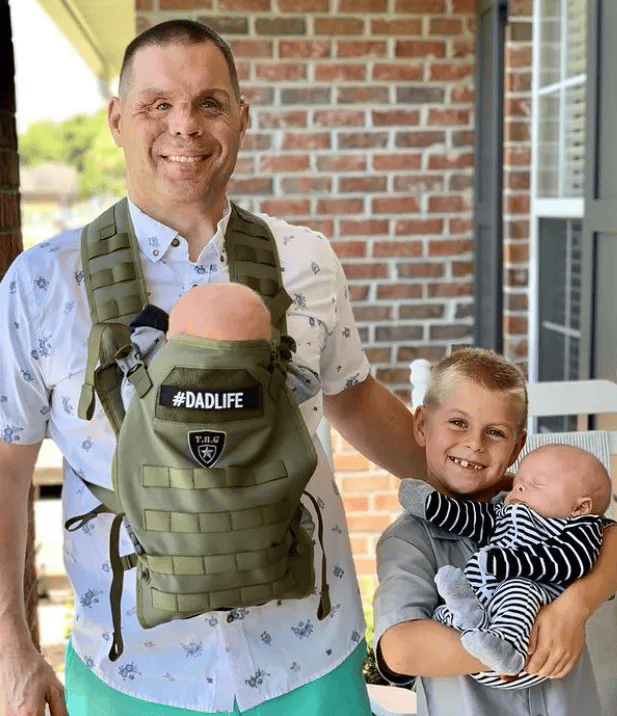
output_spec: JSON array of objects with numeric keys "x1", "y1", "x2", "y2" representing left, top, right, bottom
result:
[{"x1": 64, "y1": 639, "x2": 372, "y2": 716}]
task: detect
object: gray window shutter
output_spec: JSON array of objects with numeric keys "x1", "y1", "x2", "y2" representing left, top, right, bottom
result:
[
  {"x1": 581, "y1": 0, "x2": 617, "y2": 381},
  {"x1": 473, "y1": 0, "x2": 509, "y2": 351}
]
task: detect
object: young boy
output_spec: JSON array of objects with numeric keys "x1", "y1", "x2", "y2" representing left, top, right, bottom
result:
[
  {"x1": 399, "y1": 442, "x2": 610, "y2": 686},
  {"x1": 373, "y1": 348, "x2": 604, "y2": 715}
]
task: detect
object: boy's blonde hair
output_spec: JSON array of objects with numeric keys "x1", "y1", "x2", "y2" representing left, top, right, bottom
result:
[{"x1": 423, "y1": 347, "x2": 528, "y2": 432}]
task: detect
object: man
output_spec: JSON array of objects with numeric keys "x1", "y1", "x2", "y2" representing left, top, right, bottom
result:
[{"x1": 0, "y1": 20, "x2": 424, "y2": 716}]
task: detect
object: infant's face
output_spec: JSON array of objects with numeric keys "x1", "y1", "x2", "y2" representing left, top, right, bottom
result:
[{"x1": 504, "y1": 449, "x2": 590, "y2": 518}]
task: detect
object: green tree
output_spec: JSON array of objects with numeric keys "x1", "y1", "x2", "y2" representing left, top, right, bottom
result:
[{"x1": 19, "y1": 109, "x2": 125, "y2": 197}]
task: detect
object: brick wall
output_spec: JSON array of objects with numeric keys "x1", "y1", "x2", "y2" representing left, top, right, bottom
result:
[
  {"x1": 137, "y1": 0, "x2": 533, "y2": 596},
  {"x1": 2, "y1": 0, "x2": 39, "y2": 648}
]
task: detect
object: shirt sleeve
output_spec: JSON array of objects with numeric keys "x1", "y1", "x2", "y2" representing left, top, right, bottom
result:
[
  {"x1": 485, "y1": 518, "x2": 604, "y2": 585},
  {"x1": 319, "y1": 247, "x2": 370, "y2": 396},
  {"x1": 373, "y1": 517, "x2": 441, "y2": 685},
  {"x1": 0, "y1": 255, "x2": 51, "y2": 445}
]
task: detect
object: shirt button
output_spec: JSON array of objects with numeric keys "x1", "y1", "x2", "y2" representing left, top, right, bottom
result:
[
  {"x1": 171, "y1": 238, "x2": 180, "y2": 247},
  {"x1": 153, "y1": 249, "x2": 159, "y2": 257}
]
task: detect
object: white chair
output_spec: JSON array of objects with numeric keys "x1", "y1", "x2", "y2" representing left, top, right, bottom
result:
[{"x1": 408, "y1": 360, "x2": 617, "y2": 716}]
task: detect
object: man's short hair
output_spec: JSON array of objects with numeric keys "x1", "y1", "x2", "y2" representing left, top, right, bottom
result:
[
  {"x1": 423, "y1": 347, "x2": 529, "y2": 432},
  {"x1": 119, "y1": 19, "x2": 240, "y2": 100}
]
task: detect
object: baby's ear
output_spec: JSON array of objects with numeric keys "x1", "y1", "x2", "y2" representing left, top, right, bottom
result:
[{"x1": 572, "y1": 496, "x2": 593, "y2": 516}]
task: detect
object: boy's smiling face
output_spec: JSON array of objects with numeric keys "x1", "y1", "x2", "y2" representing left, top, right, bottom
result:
[{"x1": 414, "y1": 377, "x2": 526, "y2": 500}]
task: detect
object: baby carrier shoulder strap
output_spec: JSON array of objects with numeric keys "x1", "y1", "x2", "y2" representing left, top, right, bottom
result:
[{"x1": 77, "y1": 199, "x2": 293, "y2": 427}]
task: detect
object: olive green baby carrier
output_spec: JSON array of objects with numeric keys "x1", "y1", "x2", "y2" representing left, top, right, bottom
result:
[{"x1": 68, "y1": 198, "x2": 330, "y2": 661}]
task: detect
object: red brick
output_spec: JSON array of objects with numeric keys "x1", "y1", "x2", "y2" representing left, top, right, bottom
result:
[
  {"x1": 504, "y1": 243, "x2": 529, "y2": 262},
  {"x1": 394, "y1": 175, "x2": 444, "y2": 192},
  {"x1": 428, "y1": 239, "x2": 473, "y2": 255},
  {"x1": 506, "y1": 46, "x2": 532, "y2": 68},
  {"x1": 430, "y1": 323, "x2": 472, "y2": 340},
  {"x1": 302, "y1": 219, "x2": 334, "y2": 235},
  {"x1": 395, "y1": 0, "x2": 446, "y2": 10},
  {"x1": 339, "y1": 132, "x2": 389, "y2": 149},
  {"x1": 372, "y1": 196, "x2": 421, "y2": 214},
  {"x1": 260, "y1": 155, "x2": 309, "y2": 171},
  {"x1": 507, "y1": 171, "x2": 531, "y2": 190},
  {"x1": 395, "y1": 218, "x2": 444, "y2": 235},
  {"x1": 372, "y1": 109, "x2": 420, "y2": 126},
  {"x1": 374, "y1": 241, "x2": 422, "y2": 258},
  {"x1": 229, "y1": 40, "x2": 274, "y2": 58},
  {"x1": 316, "y1": 154, "x2": 367, "y2": 172},
  {"x1": 339, "y1": 176, "x2": 387, "y2": 193},
  {"x1": 398, "y1": 345, "x2": 446, "y2": 362},
  {"x1": 376, "y1": 367, "x2": 412, "y2": 383},
  {"x1": 234, "y1": 156, "x2": 255, "y2": 174},
  {"x1": 428, "y1": 281, "x2": 474, "y2": 298},
  {"x1": 428, "y1": 152, "x2": 474, "y2": 169},
  {"x1": 398, "y1": 262, "x2": 444, "y2": 278},
  {"x1": 347, "y1": 513, "x2": 390, "y2": 532},
  {"x1": 349, "y1": 535, "x2": 369, "y2": 554},
  {"x1": 428, "y1": 109, "x2": 472, "y2": 126},
  {"x1": 399, "y1": 304, "x2": 445, "y2": 320},
  {"x1": 315, "y1": 17, "x2": 365, "y2": 35},
  {"x1": 364, "y1": 347, "x2": 392, "y2": 364},
  {"x1": 349, "y1": 285, "x2": 370, "y2": 300},
  {"x1": 372, "y1": 63, "x2": 423, "y2": 81},
  {"x1": 449, "y1": 174, "x2": 474, "y2": 191},
  {"x1": 452, "y1": 260, "x2": 473, "y2": 277},
  {"x1": 255, "y1": 18, "x2": 306, "y2": 35},
  {"x1": 506, "y1": 194, "x2": 530, "y2": 214},
  {"x1": 396, "y1": 40, "x2": 446, "y2": 58},
  {"x1": 336, "y1": 454, "x2": 372, "y2": 471},
  {"x1": 507, "y1": 220, "x2": 530, "y2": 239},
  {"x1": 428, "y1": 195, "x2": 471, "y2": 212},
  {"x1": 506, "y1": 71, "x2": 532, "y2": 92},
  {"x1": 228, "y1": 177, "x2": 273, "y2": 194},
  {"x1": 449, "y1": 218, "x2": 474, "y2": 233},
  {"x1": 236, "y1": 61, "x2": 250, "y2": 81},
  {"x1": 373, "y1": 153, "x2": 422, "y2": 170},
  {"x1": 331, "y1": 241, "x2": 367, "y2": 258},
  {"x1": 395, "y1": 131, "x2": 446, "y2": 148},
  {"x1": 259, "y1": 199, "x2": 310, "y2": 215},
  {"x1": 316, "y1": 198, "x2": 364, "y2": 214},
  {"x1": 280, "y1": 177, "x2": 332, "y2": 193},
  {"x1": 340, "y1": 219, "x2": 389, "y2": 236},
  {"x1": 315, "y1": 64, "x2": 367, "y2": 81},
  {"x1": 160, "y1": 0, "x2": 211, "y2": 6},
  {"x1": 257, "y1": 110, "x2": 307, "y2": 129},
  {"x1": 313, "y1": 110, "x2": 365, "y2": 127},
  {"x1": 135, "y1": 0, "x2": 152, "y2": 8},
  {"x1": 377, "y1": 284, "x2": 423, "y2": 299},
  {"x1": 430, "y1": 18, "x2": 463, "y2": 35},
  {"x1": 353, "y1": 557, "x2": 378, "y2": 575},
  {"x1": 279, "y1": 40, "x2": 331, "y2": 58},
  {"x1": 343, "y1": 262, "x2": 389, "y2": 279},
  {"x1": 371, "y1": 18, "x2": 423, "y2": 35},
  {"x1": 504, "y1": 315, "x2": 528, "y2": 334},
  {"x1": 279, "y1": 0, "x2": 328, "y2": 9},
  {"x1": 340, "y1": 0, "x2": 386, "y2": 9},
  {"x1": 282, "y1": 132, "x2": 330, "y2": 150},
  {"x1": 222, "y1": 0, "x2": 270, "y2": 6},
  {"x1": 241, "y1": 87, "x2": 275, "y2": 106},
  {"x1": 353, "y1": 305, "x2": 392, "y2": 322},
  {"x1": 241, "y1": 133, "x2": 272, "y2": 151},
  {"x1": 452, "y1": 0, "x2": 476, "y2": 10},
  {"x1": 343, "y1": 495, "x2": 370, "y2": 511},
  {"x1": 374, "y1": 492, "x2": 404, "y2": 511},
  {"x1": 506, "y1": 97, "x2": 531, "y2": 118},
  {"x1": 338, "y1": 86, "x2": 389, "y2": 103},
  {"x1": 453, "y1": 40, "x2": 475, "y2": 58},
  {"x1": 450, "y1": 86, "x2": 475, "y2": 103},
  {"x1": 505, "y1": 148, "x2": 531, "y2": 166},
  {"x1": 337, "y1": 40, "x2": 387, "y2": 58},
  {"x1": 430, "y1": 63, "x2": 474, "y2": 81},
  {"x1": 281, "y1": 87, "x2": 331, "y2": 104},
  {"x1": 255, "y1": 63, "x2": 306, "y2": 81},
  {"x1": 509, "y1": 0, "x2": 532, "y2": 16}
]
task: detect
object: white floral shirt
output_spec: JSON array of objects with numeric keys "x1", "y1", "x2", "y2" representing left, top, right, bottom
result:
[{"x1": 0, "y1": 200, "x2": 370, "y2": 712}]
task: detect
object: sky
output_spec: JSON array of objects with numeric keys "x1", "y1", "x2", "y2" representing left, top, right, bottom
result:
[{"x1": 10, "y1": 0, "x2": 107, "y2": 135}]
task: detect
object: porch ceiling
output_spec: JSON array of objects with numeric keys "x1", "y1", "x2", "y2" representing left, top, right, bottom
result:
[{"x1": 38, "y1": 0, "x2": 135, "y2": 79}]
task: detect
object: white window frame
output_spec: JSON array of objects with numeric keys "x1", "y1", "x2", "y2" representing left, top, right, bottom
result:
[{"x1": 528, "y1": 0, "x2": 586, "y2": 382}]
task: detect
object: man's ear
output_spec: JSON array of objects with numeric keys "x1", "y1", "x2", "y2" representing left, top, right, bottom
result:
[
  {"x1": 239, "y1": 100, "x2": 250, "y2": 142},
  {"x1": 108, "y1": 96, "x2": 123, "y2": 148},
  {"x1": 507, "y1": 430, "x2": 527, "y2": 467},
  {"x1": 572, "y1": 496, "x2": 593, "y2": 516},
  {"x1": 413, "y1": 405, "x2": 428, "y2": 447}
]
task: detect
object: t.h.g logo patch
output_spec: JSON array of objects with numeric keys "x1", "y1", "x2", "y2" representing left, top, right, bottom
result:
[{"x1": 188, "y1": 430, "x2": 226, "y2": 468}]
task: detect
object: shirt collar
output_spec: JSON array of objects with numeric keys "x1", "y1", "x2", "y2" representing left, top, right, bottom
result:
[
  {"x1": 425, "y1": 490, "x2": 506, "y2": 541},
  {"x1": 127, "y1": 198, "x2": 232, "y2": 263}
]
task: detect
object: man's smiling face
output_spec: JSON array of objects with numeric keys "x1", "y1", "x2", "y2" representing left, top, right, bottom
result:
[
  {"x1": 414, "y1": 377, "x2": 526, "y2": 500},
  {"x1": 108, "y1": 41, "x2": 249, "y2": 218}
]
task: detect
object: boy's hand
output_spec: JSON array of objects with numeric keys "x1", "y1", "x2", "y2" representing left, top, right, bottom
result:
[
  {"x1": 398, "y1": 478, "x2": 434, "y2": 519},
  {"x1": 525, "y1": 590, "x2": 587, "y2": 678}
]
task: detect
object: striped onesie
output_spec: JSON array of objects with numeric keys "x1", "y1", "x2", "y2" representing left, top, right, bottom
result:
[{"x1": 423, "y1": 490, "x2": 604, "y2": 689}]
